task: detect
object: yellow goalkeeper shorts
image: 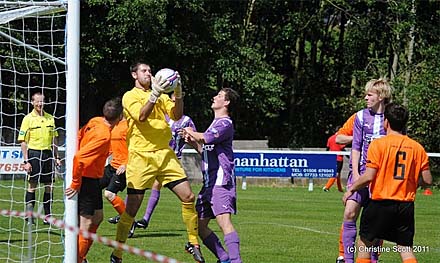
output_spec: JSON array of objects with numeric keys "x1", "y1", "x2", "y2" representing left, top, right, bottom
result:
[{"x1": 126, "y1": 148, "x2": 187, "y2": 190}]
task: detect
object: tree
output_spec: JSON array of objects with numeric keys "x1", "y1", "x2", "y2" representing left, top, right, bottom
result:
[{"x1": 75, "y1": 0, "x2": 440, "y2": 159}]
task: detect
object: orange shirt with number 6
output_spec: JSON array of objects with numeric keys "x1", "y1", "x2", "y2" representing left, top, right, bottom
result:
[{"x1": 366, "y1": 134, "x2": 430, "y2": 202}]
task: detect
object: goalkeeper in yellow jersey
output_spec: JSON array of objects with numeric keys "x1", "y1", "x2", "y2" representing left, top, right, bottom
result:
[{"x1": 110, "y1": 62, "x2": 204, "y2": 263}]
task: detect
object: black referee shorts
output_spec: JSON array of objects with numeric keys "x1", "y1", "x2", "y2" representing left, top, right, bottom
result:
[{"x1": 27, "y1": 149, "x2": 54, "y2": 184}]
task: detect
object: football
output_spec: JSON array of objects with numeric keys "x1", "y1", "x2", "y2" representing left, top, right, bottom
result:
[{"x1": 155, "y1": 68, "x2": 179, "y2": 93}]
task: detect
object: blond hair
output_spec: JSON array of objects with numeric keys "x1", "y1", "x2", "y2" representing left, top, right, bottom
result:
[{"x1": 365, "y1": 78, "x2": 392, "y2": 104}]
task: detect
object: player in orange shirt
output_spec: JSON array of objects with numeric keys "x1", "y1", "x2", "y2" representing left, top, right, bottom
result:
[
  {"x1": 337, "y1": 111, "x2": 433, "y2": 194},
  {"x1": 343, "y1": 103, "x2": 432, "y2": 263},
  {"x1": 336, "y1": 112, "x2": 355, "y2": 144},
  {"x1": 100, "y1": 118, "x2": 128, "y2": 218},
  {"x1": 65, "y1": 98, "x2": 123, "y2": 263}
]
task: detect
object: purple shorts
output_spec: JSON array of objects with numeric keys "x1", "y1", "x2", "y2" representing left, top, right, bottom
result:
[
  {"x1": 196, "y1": 185, "x2": 237, "y2": 219},
  {"x1": 347, "y1": 171, "x2": 370, "y2": 207}
]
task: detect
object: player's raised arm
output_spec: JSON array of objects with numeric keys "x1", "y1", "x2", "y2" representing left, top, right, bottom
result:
[{"x1": 180, "y1": 127, "x2": 203, "y2": 154}]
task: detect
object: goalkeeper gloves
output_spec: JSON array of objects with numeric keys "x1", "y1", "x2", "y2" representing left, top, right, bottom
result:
[
  {"x1": 174, "y1": 73, "x2": 183, "y2": 99},
  {"x1": 149, "y1": 76, "x2": 169, "y2": 103}
]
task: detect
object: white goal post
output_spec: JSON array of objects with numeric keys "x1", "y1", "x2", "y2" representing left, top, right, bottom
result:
[
  {"x1": 0, "y1": 1, "x2": 79, "y2": 262},
  {"x1": 64, "y1": 1, "x2": 80, "y2": 262}
]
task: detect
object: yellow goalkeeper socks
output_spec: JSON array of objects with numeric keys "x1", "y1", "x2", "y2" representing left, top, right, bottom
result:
[
  {"x1": 182, "y1": 201, "x2": 199, "y2": 245},
  {"x1": 113, "y1": 212, "x2": 134, "y2": 258}
]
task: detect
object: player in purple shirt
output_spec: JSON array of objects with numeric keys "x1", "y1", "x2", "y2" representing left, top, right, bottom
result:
[
  {"x1": 168, "y1": 114, "x2": 197, "y2": 158},
  {"x1": 182, "y1": 88, "x2": 241, "y2": 263},
  {"x1": 341, "y1": 78, "x2": 392, "y2": 263}
]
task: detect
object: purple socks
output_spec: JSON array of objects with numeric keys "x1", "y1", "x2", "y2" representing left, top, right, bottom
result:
[
  {"x1": 342, "y1": 220, "x2": 357, "y2": 263},
  {"x1": 203, "y1": 232, "x2": 229, "y2": 261},
  {"x1": 224, "y1": 231, "x2": 242, "y2": 263},
  {"x1": 143, "y1": 189, "x2": 160, "y2": 222}
]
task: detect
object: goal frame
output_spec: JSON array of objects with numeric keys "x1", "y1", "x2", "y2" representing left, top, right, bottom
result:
[{"x1": 64, "y1": 1, "x2": 80, "y2": 263}]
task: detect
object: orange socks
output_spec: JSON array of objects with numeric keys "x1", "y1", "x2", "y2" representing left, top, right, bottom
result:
[
  {"x1": 338, "y1": 224, "x2": 344, "y2": 257},
  {"x1": 356, "y1": 258, "x2": 371, "y2": 263},
  {"x1": 325, "y1": 178, "x2": 336, "y2": 190},
  {"x1": 78, "y1": 234, "x2": 88, "y2": 263},
  {"x1": 88, "y1": 224, "x2": 98, "y2": 249},
  {"x1": 355, "y1": 257, "x2": 417, "y2": 263},
  {"x1": 78, "y1": 224, "x2": 99, "y2": 263},
  {"x1": 111, "y1": 195, "x2": 126, "y2": 215}
]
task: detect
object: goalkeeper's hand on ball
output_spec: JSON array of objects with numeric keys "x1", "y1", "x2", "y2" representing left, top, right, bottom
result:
[
  {"x1": 149, "y1": 76, "x2": 169, "y2": 103},
  {"x1": 174, "y1": 72, "x2": 183, "y2": 99}
]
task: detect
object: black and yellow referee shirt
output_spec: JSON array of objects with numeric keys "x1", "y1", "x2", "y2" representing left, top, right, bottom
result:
[{"x1": 18, "y1": 111, "x2": 58, "y2": 150}]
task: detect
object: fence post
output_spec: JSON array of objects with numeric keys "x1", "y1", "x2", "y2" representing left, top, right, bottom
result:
[
  {"x1": 308, "y1": 178, "x2": 314, "y2": 192},
  {"x1": 241, "y1": 176, "x2": 247, "y2": 190}
]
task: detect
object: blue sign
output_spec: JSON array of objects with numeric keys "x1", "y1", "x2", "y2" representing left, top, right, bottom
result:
[{"x1": 234, "y1": 151, "x2": 337, "y2": 178}]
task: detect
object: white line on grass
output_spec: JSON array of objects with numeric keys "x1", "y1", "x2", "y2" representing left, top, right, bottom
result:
[
  {"x1": 240, "y1": 221, "x2": 337, "y2": 235},
  {"x1": 241, "y1": 221, "x2": 440, "y2": 252}
]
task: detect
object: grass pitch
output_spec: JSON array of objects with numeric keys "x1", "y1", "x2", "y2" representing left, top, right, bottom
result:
[{"x1": 0, "y1": 180, "x2": 439, "y2": 262}]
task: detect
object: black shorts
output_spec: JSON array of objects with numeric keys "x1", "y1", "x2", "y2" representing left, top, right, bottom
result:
[
  {"x1": 336, "y1": 160, "x2": 343, "y2": 173},
  {"x1": 79, "y1": 177, "x2": 103, "y2": 216},
  {"x1": 27, "y1": 149, "x2": 54, "y2": 184},
  {"x1": 99, "y1": 164, "x2": 126, "y2": 193},
  {"x1": 360, "y1": 199, "x2": 415, "y2": 246}
]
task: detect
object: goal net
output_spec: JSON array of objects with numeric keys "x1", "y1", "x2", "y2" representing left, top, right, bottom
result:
[{"x1": 0, "y1": 1, "x2": 76, "y2": 262}]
